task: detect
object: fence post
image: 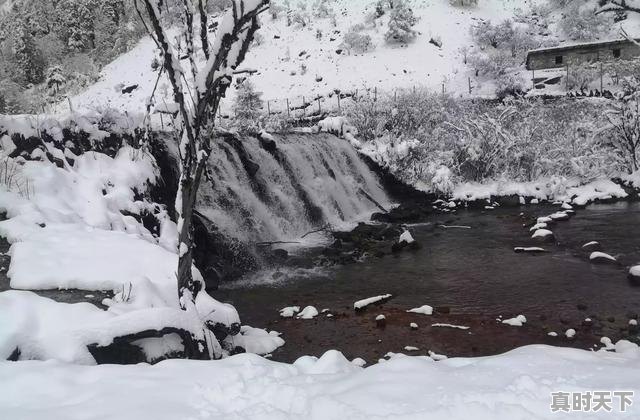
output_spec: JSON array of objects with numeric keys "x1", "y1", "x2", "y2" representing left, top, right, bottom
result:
[
  {"x1": 317, "y1": 97, "x2": 321, "y2": 114},
  {"x1": 532, "y1": 69, "x2": 535, "y2": 90},
  {"x1": 374, "y1": 86, "x2": 377, "y2": 102},
  {"x1": 394, "y1": 90, "x2": 397, "y2": 103},
  {"x1": 286, "y1": 98, "x2": 290, "y2": 118},
  {"x1": 267, "y1": 100, "x2": 271, "y2": 115},
  {"x1": 442, "y1": 83, "x2": 445, "y2": 95},
  {"x1": 337, "y1": 94, "x2": 341, "y2": 114},
  {"x1": 600, "y1": 62, "x2": 603, "y2": 92},
  {"x1": 566, "y1": 64, "x2": 569, "y2": 91},
  {"x1": 468, "y1": 77, "x2": 472, "y2": 94},
  {"x1": 302, "y1": 96, "x2": 306, "y2": 117}
]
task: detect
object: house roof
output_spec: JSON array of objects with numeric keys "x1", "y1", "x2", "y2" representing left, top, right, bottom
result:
[{"x1": 525, "y1": 38, "x2": 640, "y2": 69}]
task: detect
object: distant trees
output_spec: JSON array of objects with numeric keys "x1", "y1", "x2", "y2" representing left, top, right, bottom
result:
[
  {"x1": 12, "y1": 22, "x2": 46, "y2": 86},
  {"x1": 0, "y1": 0, "x2": 144, "y2": 113},
  {"x1": 233, "y1": 81, "x2": 264, "y2": 133},
  {"x1": 559, "y1": 2, "x2": 607, "y2": 41},
  {"x1": 385, "y1": 0, "x2": 418, "y2": 43}
]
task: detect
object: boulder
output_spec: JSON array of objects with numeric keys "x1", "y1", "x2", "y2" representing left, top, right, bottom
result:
[{"x1": 628, "y1": 265, "x2": 640, "y2": 285}]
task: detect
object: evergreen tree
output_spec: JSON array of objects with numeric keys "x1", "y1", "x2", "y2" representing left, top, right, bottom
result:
[
  {"x1": 12, "y1": 21, "x2": 46, "y2": 85},
  {"x1": 385, "y1": 0, "x2": 417, "y2": 43},
  {"x1": 233, "y1": 80, "x2": 264, "y2": 132},
  {"x1": 46, "y1": 65, "x2": 66, "y2": 96}
]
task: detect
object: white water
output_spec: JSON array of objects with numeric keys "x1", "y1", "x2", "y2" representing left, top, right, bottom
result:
[{"x1": 197, "y1": 132, "x2": 391, "y2": 244}]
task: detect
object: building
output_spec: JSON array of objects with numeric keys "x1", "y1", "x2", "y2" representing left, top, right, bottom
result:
[{"x1": 525, "y1": 38, "x2": 640, "y2": 71}]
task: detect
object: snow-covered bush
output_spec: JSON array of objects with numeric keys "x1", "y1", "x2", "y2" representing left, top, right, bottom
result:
[
  {"x1": 601, "y1": 95, "x2": 640, "y2": 173},
  {"x1": 567, "y1": 64, "x2": 598, "y2": 91},
  {"x1": 342, "y1": 28, "x2": 374, "y2": 54},
  {"x1": 385, "y1": 0, "x2": 418, "y2": 43},
  {"x1": 449, "y1": 0, "x2": 478, "y2": 7},
  {"x1": 349, "y1": 91, "x2": 617, "y2": 190}
]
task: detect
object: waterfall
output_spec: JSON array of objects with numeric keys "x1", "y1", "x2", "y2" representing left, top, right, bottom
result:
[{"x1": 196, "y1": 132, "x2": 391, "y2": 244}]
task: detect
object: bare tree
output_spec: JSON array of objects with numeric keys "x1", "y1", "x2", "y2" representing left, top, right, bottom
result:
[{"x1": 135, "y1": 0, "x2": 269, "y2": 356}]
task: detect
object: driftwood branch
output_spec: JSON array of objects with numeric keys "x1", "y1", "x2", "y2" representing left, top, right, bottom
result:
[
  {"x1": 358, "y1": 188, "x2": 388, "y2": 213},
  {"x1": 301, "y1": 224, "x2": 332, "y2": 239}
]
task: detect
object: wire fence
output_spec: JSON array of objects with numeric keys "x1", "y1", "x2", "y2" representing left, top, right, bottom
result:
[{"x1": 217, "y1": 80, "x2": 471, "y2": 121}]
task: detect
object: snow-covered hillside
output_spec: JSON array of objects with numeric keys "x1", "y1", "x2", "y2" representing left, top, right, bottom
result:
[{"x1": 58, "y1": 0, "x2": 640, "y2": 117}]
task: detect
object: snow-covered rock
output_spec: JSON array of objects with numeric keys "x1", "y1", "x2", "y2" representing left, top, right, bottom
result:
[
  {"x1": 399, "y1": 230, "x2": 414, "y2": 244},
  {"x1": 565, "y1": 328, "x2": 576, "y2": 339},
  {"x1": 279, "y1": 306, "x2": 300, "y2": 318},
  {"x1": 531, "y1": 229, "x2": 554, "y2": 242},
  {"x1": 354, "y1": 294, "x2": 392, "y2": 310},
  {"x1": 628, "y1": 265, "x2": 640, "y2": 284},
  {"x1": 296, "y1": 306, "x2": 319, "y2": 319},
  {"x1": 582, "y1": 241, "x2": 601, "y2": 251},
  {"x1": 407, "y1": 305, "x2": 433, "y2": 316},
  {"x1": 589, "y1": 252, "x2": 617, "y2": 264},
  {"x1": 502, "y1": 315, "x2": 527, "y2": 327}
]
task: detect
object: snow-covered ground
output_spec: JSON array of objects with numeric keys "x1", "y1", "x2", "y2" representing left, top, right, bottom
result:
[
  {"x1": 54, "y1": 0, "x2": 640, "y2": 118},
  {"x1": 2, "y1": 343, "x2": 640, "y2": 419}
]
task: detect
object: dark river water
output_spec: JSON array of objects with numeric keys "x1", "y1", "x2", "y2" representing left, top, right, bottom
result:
[
  {"x1": 220, "y1": 202, "x2": 640, "y2": 318},
  {"x1": 216, "y1": 202, "x2": 640, "y2": 361}
]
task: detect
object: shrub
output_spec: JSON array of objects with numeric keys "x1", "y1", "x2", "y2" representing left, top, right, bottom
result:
[
  {"x1": 385, "y1": 0, "x2": 418, "y2": 43},
  {"x1": 343, "y1": 30, "x2": 373, "y2": 54}
]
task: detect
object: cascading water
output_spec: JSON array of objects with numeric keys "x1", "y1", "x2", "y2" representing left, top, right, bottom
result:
[{"x1": 196, "y1": 132, "x2": 391, "y2": 245}]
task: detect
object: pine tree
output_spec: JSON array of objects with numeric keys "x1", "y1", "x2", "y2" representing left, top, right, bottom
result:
[
  {"x1": 46, "y1": 65, "x2": 66, "y2": 96},
  {"x1": 12, "y1": 21, "x2": 46, "y2": 85},
  {"x1": 385, "y1": 0, "x2": 417, "y2": 43},
  {"x1": 233, "y1": 80, "x2": 264, "y2": 132}
]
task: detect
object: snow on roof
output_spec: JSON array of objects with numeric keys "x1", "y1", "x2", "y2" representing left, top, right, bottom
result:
[{"x1": 527, "y1": 38, "x2": 640, "y2": 55}]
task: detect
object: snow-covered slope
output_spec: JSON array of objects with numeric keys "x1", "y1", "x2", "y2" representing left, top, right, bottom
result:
[{"x1": 59, "y1": 0, "x2": 640, "y2": 117}]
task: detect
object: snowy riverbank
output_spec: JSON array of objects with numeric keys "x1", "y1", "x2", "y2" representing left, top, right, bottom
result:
[{"x1": 2, "y1": 343, "x2": 640, "y2": 419}]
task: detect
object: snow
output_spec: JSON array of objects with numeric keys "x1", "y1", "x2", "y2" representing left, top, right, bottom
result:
[
  {"x1": 583, "y1": 241, "x2": 600, "y2": 249},
  {"x1": 234, "y1": 326, "x2": 285, "y2": 355},
  {"x1": 398, "y1": 230, "x2": 414, "y2": 244},
  {"x1": 375, "y1": 314, "x2": 386, "y2": 321},
  {"x1": 56, "y1": 0, "x2": 553, "y2": 117},
  {"x1": 409, "y1": 322, "x2": 418, "y2": 329},
  {"x1": 531, "y1": 229, "x2": 553, "y2": 239},
  {"x1": 407, "y1": 305, "x2": 433, "y2": 316},
  {"x1": 565, "y1": 329, "x2": 576, "y2": 338},
  {"x1": 514, "y1": 247, "x2": 545, "y2": 253},
  {"x1": 447, "y1": 177, "x2": 629, "y2": 207},
  {"x1": 296, "y1": 305, "x2": 319, "y2": 319},
  {"x1": 279, "y1": 306, "x2": 301, "y2": 318},
  {"x1": 431, "y1": 323, "x2": 470, "y2": 330},
  {"x1": 8, "y1": 225, "x2": 186, "y2": 303},
  {"x1": 547, "y1": 332, "x2": 558, "y2": 337},
  {"x1": 629, "y1": 266, "x2": 640, "y2": 277},
  {"x1": 630, "y1": 319, "x2": 638, "y2": 326},
  {"x1": 3, "y1": 342, "x2": 640, "y2": 420},
  {"x1": 502, "y1": 315, "x2": 527, "y2": 327},
  {"x1": 404, "y1": 346, "x2": 419, "y2": 351},
  {"x1": 590, "y1": 251, "x2": 617, "y2": 262},
  {"x1": 353, "y1": 294, "x2": 392, "y2": 310}
]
